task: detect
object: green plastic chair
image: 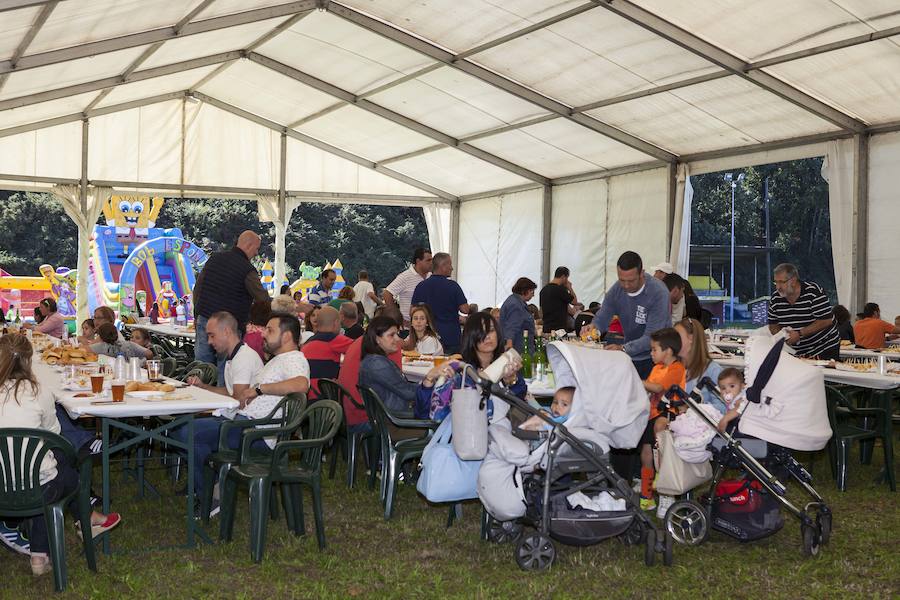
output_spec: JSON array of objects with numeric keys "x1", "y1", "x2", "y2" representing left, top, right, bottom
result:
[
  {"x1": 320, "y1": 379, "x2": 375, "y2": 489},
  {"x1": 357, "y1": 386, "x2": 438, "y2": 520},
  {"x1": 219, "y1": 400, "x2": 342, "y2": 562},
  {"x1": 825, "y1": 385, "x2": 895, "y2": 491},
  {"x1": 199, "y1": 393, "x2": 307, "y2": 524},
  {"x1": 0, "y1": 428, "x2": 97, "y2": 592},
  {"x1": 184, "y1": 362, "x2": 217, "y2": 387},
  {"x1": 160, "y1": 356, "x2": 178, "y2": 378}
]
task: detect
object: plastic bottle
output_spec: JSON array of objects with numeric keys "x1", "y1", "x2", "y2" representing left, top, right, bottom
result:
[{"x1": 521, "y1": 330, "x2": 533, "y2": 379}]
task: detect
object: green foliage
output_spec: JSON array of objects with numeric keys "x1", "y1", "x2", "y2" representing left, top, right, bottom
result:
[
  {"x1": 691, "y1": 158, "x2": 837, "y2": 302},
  {"x1": 0, "y1": 192, "x2": 428, "y2": 289}
]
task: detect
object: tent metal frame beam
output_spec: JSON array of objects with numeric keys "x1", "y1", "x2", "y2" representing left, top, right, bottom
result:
[
  {"x1": 0, "y1": 0, "x2": 58, "y2": 12},
  {"x1": 0, "y1": 51, "x2": 241, "y2": 112},
  {"x1": 325, "y1": 2, "x2": 676, "y2": 163},
  {"x1": 852, "y1": 134, "x2": 869, "y2": 313},
  {"x1": 0, "y1": 91, "x2": 187, "y2": 138},
  {"x1": 0, "y1": 0, "x2": 317, "y2": 76},
  {"x1": 0, "y1": 0, "x2": 57, "y2": 92},
  {"x1": 190, "y1": 91, "x2": 458, "y2": 201},
  {"x1": 248, "y1": 53, "x2": 547, "y2": 184},
  {"x1": 593, "y1": 0, "x2": 866, "y2": 133}
]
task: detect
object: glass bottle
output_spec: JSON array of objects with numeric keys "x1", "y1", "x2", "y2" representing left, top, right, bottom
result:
[{"x1": 521, "y1": 330, "x2": 533, "y2": 379}]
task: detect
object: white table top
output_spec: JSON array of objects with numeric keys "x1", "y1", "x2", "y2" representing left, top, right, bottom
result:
[
  {"x1": 708, "y1": 337, "x2": 900, "y2": 360},
  {"x1": 128, "y1": 321, "x2": 196, "y2": 340},
  {"x1": 714, "y1": 356, "x2": 900, "y2": 391},
  {"x1": 36, "y1": 359, "x2": 237, "y2": 418},
  {"x1": 402, "y1": 360, "x2": 556, "y2": 397}
]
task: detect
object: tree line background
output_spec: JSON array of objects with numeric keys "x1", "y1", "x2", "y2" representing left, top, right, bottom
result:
[{"x1": 0, "y1": 192, "x2": 429, "y2": 291}]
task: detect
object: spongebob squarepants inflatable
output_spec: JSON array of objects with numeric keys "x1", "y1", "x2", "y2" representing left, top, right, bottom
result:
[{"x1": 103, "y1": 195, "x2": 164, "y2": 255}]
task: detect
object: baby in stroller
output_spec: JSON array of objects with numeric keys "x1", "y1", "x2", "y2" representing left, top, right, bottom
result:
[{"x1": 519, "y1": 387, "x2": 574, "y2": 431}]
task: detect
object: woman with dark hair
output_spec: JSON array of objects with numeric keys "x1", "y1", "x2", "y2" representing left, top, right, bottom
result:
[
  {"x1": 499, "y1": 277, "x2": 537, "y2": 354},
  {"x1": 833, "y1": 304, "x2": 854, "y2": 344},
  {"x1": 244, "y1": 298, "x2": 272, "y2": 360},
  {"x1": 403, "y1": 304, "x2": 444, "y2": 355},
  {"x1": 682, "y1": 279, "x2": 703, "y2": 322},
  {"x1": 358, "y1": 316, "x2": 451, "y2": 414},
  {"x1": 30, "y1": 297, "x2": 65, "y2": 338},
  {"x1": 0, "y1": 334, "x2": 121, "y2": 575}
]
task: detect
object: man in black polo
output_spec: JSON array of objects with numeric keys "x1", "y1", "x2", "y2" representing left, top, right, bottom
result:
[
  {"x1": 768, "y1": 263, "x2": 840, "y2": 360},
  {"x1": 193, "y1": 231, "x2": 269, "y2": 381},
  {"x1": 539, "y1": 266, "x2": 581, "y2": 333}
]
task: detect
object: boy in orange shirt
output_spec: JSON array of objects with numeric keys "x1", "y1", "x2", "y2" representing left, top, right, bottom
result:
[
  {"x1": 853, "y1": 302, "x2": 900, "y2": 349},
  {"x1": 638, "y1": 328, "x2": 686, "y2": 511}
]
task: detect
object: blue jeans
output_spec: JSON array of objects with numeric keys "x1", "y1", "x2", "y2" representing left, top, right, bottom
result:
[
  {"x1": 194, "y1": 315, "x2": 226, "y2": 386},
  {"x1": 172, "y1": 416, "x2": 268, "y2": 497},
  {"x1": 56, "y1": 405, "x2": 94, "y2": 452}
]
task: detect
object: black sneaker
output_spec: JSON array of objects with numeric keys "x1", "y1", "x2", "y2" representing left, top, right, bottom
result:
[
  {"x1": 78, "y1": 437, "x2": 103, "y2": 461},
  {"x1": 0, "y1": 521, "x2": 30, "y2": 555}
]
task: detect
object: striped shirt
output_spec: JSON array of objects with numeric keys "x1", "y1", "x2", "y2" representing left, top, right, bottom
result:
[
  {"x1": 768, "y1": 280, "x2": 840, "y2": 358},
  {"x1": 307, "y1": 283, "x2": 333, "y2": 307},
  {"x1": 385, "y1": 266, "x2": 427, "y2": 322}
]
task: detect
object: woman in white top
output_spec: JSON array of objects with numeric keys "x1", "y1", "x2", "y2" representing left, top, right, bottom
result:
[
  {"x1": 403, "y1": 305, "x2": 444, "y2": 356},
  {"x1": 0, "y1": 334, "x2": 120, "y2": 575}
]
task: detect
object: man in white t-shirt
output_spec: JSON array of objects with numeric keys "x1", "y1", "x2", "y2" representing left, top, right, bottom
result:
[
  {"x1": 187, "y1": 311, "x2": 262, "y2": 398},
  {"x1": 352, "y1": 270, "x2": 381, "y2": 319},
  {"x1": 383, "y1": 248, "x2": 431, "y2": 324}
]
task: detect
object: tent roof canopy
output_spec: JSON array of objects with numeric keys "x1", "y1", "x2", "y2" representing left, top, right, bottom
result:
[{"x1": 2, "y1": 0, "x2": 900, "y2": 200}]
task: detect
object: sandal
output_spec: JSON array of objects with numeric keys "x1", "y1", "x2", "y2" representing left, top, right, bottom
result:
[{"x1": 75, "y1": 513, "x2": 122, "y2": 540}]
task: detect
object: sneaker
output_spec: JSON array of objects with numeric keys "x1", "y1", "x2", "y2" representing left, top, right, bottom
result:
[
  {"x1": 1, "y1": 521, "x2": 30, "y2": 555},
  {"x1": 639, "y1": 496, "x2": 656, "y2": 511},
  {"x1": 656, "y1": 495, "x2": 675, "y2": 519},
  {"x1": 75, "y1": 513, "x2": 122, "y2": 540}
]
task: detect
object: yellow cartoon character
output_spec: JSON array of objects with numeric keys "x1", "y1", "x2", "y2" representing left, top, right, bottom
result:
[{"x1": 102, "y1": 195, "x2": 164, "y2": 256}]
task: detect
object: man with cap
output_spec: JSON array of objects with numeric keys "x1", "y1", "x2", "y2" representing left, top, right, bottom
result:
[{"x1": 652, "y1": 261, "x2": 685, "y2": 322}]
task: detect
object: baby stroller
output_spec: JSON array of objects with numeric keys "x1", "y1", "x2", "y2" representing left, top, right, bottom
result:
[
  {"x1": 478, "y1": 342, "x2": 673, "y2": 570},
  {"x1": 661, "y1": 335, "x2": 833, "y2": 557}
]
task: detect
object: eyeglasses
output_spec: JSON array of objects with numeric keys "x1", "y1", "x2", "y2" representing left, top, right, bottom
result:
[{"x1": 773, "y1": 276, "x2": 795, "y2": 285}]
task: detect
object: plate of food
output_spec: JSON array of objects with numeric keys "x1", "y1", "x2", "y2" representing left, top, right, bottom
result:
[
  {"x1": 125, "y1": 381, "x2": 177, "y2": 393},
  {"x1": 833, "y1": 360, "x2": 877, "y2": 373}
]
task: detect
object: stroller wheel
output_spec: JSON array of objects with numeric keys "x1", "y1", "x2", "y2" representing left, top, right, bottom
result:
[
  {"x1": 488, "y1": 519, "x2": 523, "y2": 544},
  {"x1": 801, "y1": 523, "x2": 822, "y2": 557},
  {"x1": 644, "y1": 528, "x2": 656, "y2": 567},
  {"x1": 816, "y1": 510, "x2": 832, "y2": 545},
  {"x1": 664, "y1": 500, "x2": 709, "y2": 546},
  {"x1": 662, "y1": 530, "x2": 674, "y2": 567},
  {"x1": 515, "y1": 533, "x2": 556, "y2": 571}
]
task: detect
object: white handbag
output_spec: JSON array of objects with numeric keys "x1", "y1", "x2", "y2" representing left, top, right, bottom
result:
[
  {"x1": 654, "y1": 429, "x2": 712, "y2": 495},
  {"x1": 450, "y1": 367, "x2": 488, "y2": 460}
]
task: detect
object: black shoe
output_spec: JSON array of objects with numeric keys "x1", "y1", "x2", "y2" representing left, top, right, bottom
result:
[{"x1": 78, "y1": 437, "x2": 103, "y2": 461}]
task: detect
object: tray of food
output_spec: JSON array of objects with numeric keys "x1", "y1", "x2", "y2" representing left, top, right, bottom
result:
[{"x1": 42, "y1": 347, "x2": 99, "y2": 366}]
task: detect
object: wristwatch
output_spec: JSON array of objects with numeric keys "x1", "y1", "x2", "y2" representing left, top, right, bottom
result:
[{"x1": 254, "y1": 386, "x2": 264, "y2": 397}]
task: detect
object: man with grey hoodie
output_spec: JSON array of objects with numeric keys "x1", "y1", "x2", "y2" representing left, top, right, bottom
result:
[{"x1": 589, "y1": 251, "x2": 671, "y2": 379}]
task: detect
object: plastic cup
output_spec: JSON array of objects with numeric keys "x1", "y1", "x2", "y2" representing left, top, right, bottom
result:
[
  {"x1": 90, "y1": 374, "x2": 105, "y2": 394},
  {"x1": 146, "y1": 359, "x2": 162, "y2": 380},
  {"x1": 433, "y1": 356, "x2": 448, "y2": 367},
  {"x1": 111, "y1": 381, "x2": 125, "y2": 402}
]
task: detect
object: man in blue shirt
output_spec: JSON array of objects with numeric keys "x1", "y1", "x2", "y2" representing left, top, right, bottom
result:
[
  {"x1": 307, "y1": 269, "x2": 337, "y2": 306},
  {"x1": 590, "y1": 250, "x2": 671, "y2": 379},
  {"x1": 411, "y1": 253, "x2": 470, "y2": 354}
]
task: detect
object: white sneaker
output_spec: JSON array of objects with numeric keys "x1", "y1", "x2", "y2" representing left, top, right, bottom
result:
[{"x1": 656, "y1": 495, "x2": 675, "y2": 519}]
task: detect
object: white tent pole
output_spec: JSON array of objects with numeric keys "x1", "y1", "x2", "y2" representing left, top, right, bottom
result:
[
  {"x1": 852, "y1": 134, "x2": 869, "y2": 314},
  {"x1": 274, "y1": 131, "x2": 288, "y2": 292},
  {"x1": 76, "y1": 118, "x2": 90, "y2": 325},
  {"x1": 541, "y1": 185, "x2": 552, "y2": 285},
  {"x1": 665, "y1": 162, "x2": 677, "y2": 258},
  {"x1": 450, "y1": 202, "x2": 460, "y2": 267}
]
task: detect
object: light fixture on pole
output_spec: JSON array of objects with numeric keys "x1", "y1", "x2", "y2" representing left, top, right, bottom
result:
[{"x1": 724, "y1": 172, "x2": 744, "y2": 322}]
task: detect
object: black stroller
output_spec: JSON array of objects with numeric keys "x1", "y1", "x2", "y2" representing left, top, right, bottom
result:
[
  {"x1": 660, "y1": 339, "x2": 832, "y2": 557},
  {"x1": 477, "y1": 343, "x2": 674, "y2": 570}
]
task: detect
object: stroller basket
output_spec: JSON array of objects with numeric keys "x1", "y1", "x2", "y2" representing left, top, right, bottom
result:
[{"x1": 547, "y1": 496, "x2": 634, "y2": 546}]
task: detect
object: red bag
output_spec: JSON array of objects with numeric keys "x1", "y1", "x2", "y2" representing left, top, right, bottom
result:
[{"x1": 715, "y1": 479, "x2": 763, "y2": 512}]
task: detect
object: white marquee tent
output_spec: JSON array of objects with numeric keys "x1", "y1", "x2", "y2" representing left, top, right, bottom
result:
[{"x1": 1, "y1": 0, "x2": 899, "y2": 323}]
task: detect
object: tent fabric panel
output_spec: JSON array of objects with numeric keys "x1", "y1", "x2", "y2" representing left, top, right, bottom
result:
[
  {"x1": 197, "y1": 60, "x2": 338, "y2": 126},
  {"x1": 0, "y1": 91, "x2": 98, "y2": 130},
  {"x1": 473, "y1": 9, "x2": 718, "y2": 107},
  {"x1": 88, "y1": 100, "x2": 184, "y2": 185},
  {"x1": 140, "y1": 18, "x2": 290, "y2": 70},
  {"x1": 0, "y1": 5, "x2": 42, "y2": 61},
  {"x1": 295, "y1": 104, "x2": 438, "y2": 163},
  {"x1": 629, "y1": 0, "x2": 900, "y2": 62},
  {"x1": 519, "y1": 118, "x2": 657, "y2": 169},
  {"x1": 468, "y1": 128, "x2": 600, "y2": 179},
  {"x1": 0, "y1": 121, "x2": 81, "y2": 179},
  {"x1": 193, "y1": 0, "x2": 297, "y2": 20},
  {"x1": 605, "y1": 167, "x2": 669, "y2": 292},
  {"x1": 340, "y1": 0, "x2": 584, "y2": 53},
  {"x1": 284, "y1": 137, "x2": 431, "y2": 197},
  {"x1": 388, "y1": 147, "x2": 532, "y2": 197},
  {"x1": 26, "y1": 0, "x2": 190, "y2": 55},
  {"x1": 767, "y1": 40, "x2": 900, "y2": 124},
  {"x1": 550, "y1": 179, "x2": 608, "y2": 305},
  {"x1": 256, "y1": 10, "x2": 434, "y2": 95},
  {"x1": 95, "y1": 65, "x2": 219, "y2": 109},
  {"x1": 183, "y1": 101, "x2": 279, "y2": 190},
  {"x1": 457, "y1": 188, "x2": 543, "y2": 310},
  {"x1": 366, "y1": 69, "x2": 552, "y2": 140},
  {"x1": 1, "y1": 46, "x2": 149, "y2": 101},
  {"x1": 867, "y1": 130, "x2": 900, "y2": 320},
  {"x1": 588, "y1": 76, "x2": 839, "y2": 155}
]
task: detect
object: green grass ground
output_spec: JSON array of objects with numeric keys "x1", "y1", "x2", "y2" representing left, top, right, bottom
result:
[{"x1": 2, "y1": 447, "x2": 898, "y2": 599}]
